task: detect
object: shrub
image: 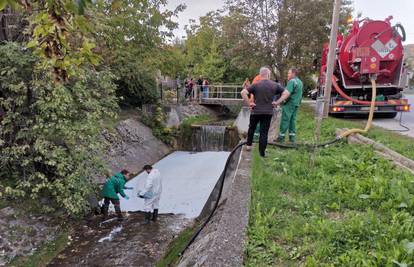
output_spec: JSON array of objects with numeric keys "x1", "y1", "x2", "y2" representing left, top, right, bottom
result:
[{"x1": 0, "y1": 42, "x2": 117, "y2": 216}]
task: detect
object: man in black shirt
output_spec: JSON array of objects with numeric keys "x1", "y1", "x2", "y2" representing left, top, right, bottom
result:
[{"x1": 241, "y1": 67, "x2": 289, "y2": 157}]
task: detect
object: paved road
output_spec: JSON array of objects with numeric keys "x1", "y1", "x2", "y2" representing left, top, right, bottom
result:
[
  {"x1": 371, "y1": 94, "x2": 414, "y2": 138},
  {"x1": 304, "y1": 94, "x2": 414, "y2": 138}
]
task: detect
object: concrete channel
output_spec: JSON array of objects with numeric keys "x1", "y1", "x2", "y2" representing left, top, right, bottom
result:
[
  {"x1": 48, "y1": 107, "x2": 255, "y2": 267},
  {"x1": 120, "y1": 151, "x2": 231, "y2": 219}
]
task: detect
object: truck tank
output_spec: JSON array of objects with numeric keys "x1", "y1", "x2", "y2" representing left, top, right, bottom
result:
[{"x1": 318, "y1": 16, "x2": 410, "y2": 117}]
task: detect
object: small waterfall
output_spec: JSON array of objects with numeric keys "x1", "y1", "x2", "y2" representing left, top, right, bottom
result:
[{"x1": 199, "y1": 125, "x2": 226, "y2": 151}]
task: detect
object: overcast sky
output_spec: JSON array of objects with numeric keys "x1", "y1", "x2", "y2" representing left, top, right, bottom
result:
[{"x1": 166, "y1": 0, "x2": 414, "y2": 44}]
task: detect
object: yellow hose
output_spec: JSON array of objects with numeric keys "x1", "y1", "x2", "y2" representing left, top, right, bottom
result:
[{"x1": 338, "y1": 78, "x2": 377, "y2": 138}]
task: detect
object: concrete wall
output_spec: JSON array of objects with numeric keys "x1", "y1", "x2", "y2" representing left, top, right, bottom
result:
[
  {"x1": 100, "y1": 118, "x2": 171, "y2": 183},
  {"x1": 178, "y1": 146, "x2": 251, "y2": 267},
  {"x1": 142, "y1": 103, "x2": 218, "y2": 128}
]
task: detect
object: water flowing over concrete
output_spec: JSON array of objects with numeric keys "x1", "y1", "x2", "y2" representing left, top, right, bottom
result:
[
  {"x1": 119, "y1": 151, "x2": 230, "y2": 218},
  {"x1": 199, "y1": 125, "x2": 226, "y2": 151}
]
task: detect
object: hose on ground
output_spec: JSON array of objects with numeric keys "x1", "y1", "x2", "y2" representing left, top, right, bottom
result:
[
  {"x1": 337, "y1": 78, "x2": 377, "y2": 138},
  {"x1": 179, "y1": 140, "x2": 247, "y2": 257},
  {"x1": 390, "y1": 112, "x2": 410, "y2": 132},
  {"x1": 178, "y1": 78, "x2": 378, "y2": 257},
  {"x1": 269, "y1": 77, "x2": 378, "y2": 149},
  {"x1": 268, "y1": 137, "x2": 342, "y2": 149}
]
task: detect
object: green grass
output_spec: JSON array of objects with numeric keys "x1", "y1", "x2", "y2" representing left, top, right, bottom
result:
[
  {"x1": 9, "y1": 230, "x2": 70, "y2": 267},
  {"x1": 297, "y1": 105, "x2": 414, "y2": 160},
  {"x1": 181, "y1": 114, "x2": 215, "y2": 126},
  {"x1": 156, "y1": 224, "x2": 198, "y2": 267},
  {"x1": 245, "y1": 107, "x2": 414, "y2": 266}
]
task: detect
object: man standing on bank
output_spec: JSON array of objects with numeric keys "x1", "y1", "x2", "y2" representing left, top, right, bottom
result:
[
  {"x1": 138, "y1": 165, "x2": 162, "y2": 224},
  {"x1": 241, "y1": 67, "x2": 287, "y2": 157},
  {"x1": 273, "y1": 68, "x2": 303, "y2": 143}
]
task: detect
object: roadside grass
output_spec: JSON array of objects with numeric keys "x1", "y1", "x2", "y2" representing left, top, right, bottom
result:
[
  {"x1": 297, "y1": 105, "x2": 414, "y2": 160},
  {"x1": 9, "y1": 230, "x2": 70, "y2": 267},
  {"x1": 245, "y1": 107, "x2": 414, "y2": 266}
]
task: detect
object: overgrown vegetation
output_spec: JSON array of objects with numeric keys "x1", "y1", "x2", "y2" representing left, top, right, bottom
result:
[
  {"x1": 156, "y1": 224, "x2": 198, "y2": 267},
  {"x1": 246, "y1": 107, "x2": 414, "y2": 266},
  {"x1": 181, "y1": 114, "x2": 215, "y2": 126},
  {"x1": 0, "y1": 0, "x2": 183, "y2": 216},
  {"x1": 140, "y1": 104, "x2": 175, "y2": 145},
  {"x1": 0, "y1": 42, "x2": 117, "y2": 215}
]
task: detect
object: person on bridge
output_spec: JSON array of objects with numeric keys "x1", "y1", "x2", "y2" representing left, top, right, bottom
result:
[
  {"x1": 241, "y1": 67, "x2": 286, "y2": 157},
  {"x1": 202, "y1": 78, "x2": 209, "y2": 98},
  {"x1": 273, "y1": 68, "x2": 303, "y2": 143},
  {"x1": 101, "y1": 169, "x2": 133, "y2": 221},
  {"x1": 138, "y1": 165, "x2": 162, "y2": 224}
]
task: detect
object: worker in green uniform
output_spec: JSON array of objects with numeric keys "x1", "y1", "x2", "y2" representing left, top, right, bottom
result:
[
  {"x1": 272, "y1": 68, "x2": 303, "y2": 143},
  {"x1": 101, "y1": 169, "x2": 133, "y2": 221}
]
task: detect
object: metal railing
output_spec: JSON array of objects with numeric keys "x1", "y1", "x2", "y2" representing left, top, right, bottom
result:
[
  {"x1": 192, "y1": 85, "x2": 244, "y2": 102},
  {"x1": 159, "y1": 82, "x2": 245, "y2": 105}
]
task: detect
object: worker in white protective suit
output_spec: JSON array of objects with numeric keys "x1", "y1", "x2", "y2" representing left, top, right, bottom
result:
[{"x1": 138, "y1": 165, "x2": 162, "y2": 224}]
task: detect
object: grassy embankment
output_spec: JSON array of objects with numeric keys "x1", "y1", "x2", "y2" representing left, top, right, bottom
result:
[{"x1": 246, "y1": 105, "x2": 414, "y2": 266}]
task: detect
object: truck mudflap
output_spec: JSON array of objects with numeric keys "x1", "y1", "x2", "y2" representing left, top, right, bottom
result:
[{"x1": 331, "y1": 99, "x2": 410, "y2": 114}]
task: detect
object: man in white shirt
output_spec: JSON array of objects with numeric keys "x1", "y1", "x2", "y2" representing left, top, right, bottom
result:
[{"x1": 138, "y1": 165, "x2": 162, "y2": 224}]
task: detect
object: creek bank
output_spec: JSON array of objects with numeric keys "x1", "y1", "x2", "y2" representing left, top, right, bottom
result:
[
  {"x1": 2, "y1": 103, "x2": 243, "y2": 266},
  {"x1": 142, "y1": 103, "x2": 218, "y2": 128},
  {"x1": 47, "y1": 213, "x2": 191, "y2": 267},
  {"x1": 0, "y1": 206, "x2": 62, "y2": 266},
  {"x1": 101, "y1": 117, "x2": 170, "y2": 182}
]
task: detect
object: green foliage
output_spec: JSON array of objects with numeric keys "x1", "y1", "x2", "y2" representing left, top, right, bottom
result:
[
  {"x1": 181, "y1": 114, "x2": 215, "y2": 126},
  {"x1": 140, "y1": 105, "x2": 174, "y2": 145},
  {"x1": 245, "y1": 106, "x2": 414, "y2": 266},
  {"x1": 92, "y1": 0, "x2": 184, "y2": 107},
  {"x1": 167, "y1": 1, "x2": 352, "y2": 86},
  {"x1": 3, "y1": 0, "x2": 98, "y2": 83},
  {"x1": 156, "y1": 224, "x2": 198, "y2": 267},
  {"x1": 0, "y1": 42, "x2": 117, "y2": 216}
]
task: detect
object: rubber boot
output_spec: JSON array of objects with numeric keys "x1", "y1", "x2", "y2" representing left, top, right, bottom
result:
[
  {"x1": 152, "y1": 209, "x2": 159, "y2": 222},
  {"x1": 102, "y1": 205, "x2": 109, "y2": 220},
  {"x1": 143, "y1": 212, "x2": 151, "y2": 225},
  {"x1": 276, "y1": 135, "x2": 285, "y2": 143},
  {"x1": 115, "y1": 205, "x2": 124, "y2": 221}
]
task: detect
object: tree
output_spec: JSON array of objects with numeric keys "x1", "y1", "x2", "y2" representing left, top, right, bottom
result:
[
  {"x1": 225, "y1": 0, "x2": 353, "y2": 89},
  {"x1": 0, "y1": 43, "x2": 117, "y2": 215},
  {"x1": 1, "y1": 0, "x2": 99, "y2": 83},
  {"x1": 91, "y1": 0, "x2": 185, "y2": 107}
]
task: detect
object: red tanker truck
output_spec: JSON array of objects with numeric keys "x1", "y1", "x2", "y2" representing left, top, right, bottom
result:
[{"x1": 318, "y1": 16, "x2": 410, "y2": 117}]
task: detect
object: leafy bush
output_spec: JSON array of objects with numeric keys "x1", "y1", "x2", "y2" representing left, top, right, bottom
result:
[
  {"x1": 140, "y1": 104, "x2": 174, "y2": 145},
  {"x1": 0, "y1": 42, "x2": 117, "y2": 216}
]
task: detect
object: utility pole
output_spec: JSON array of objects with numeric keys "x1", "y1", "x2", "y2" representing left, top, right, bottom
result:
[
  {"x1": 322, "y1": 0, "x2": 341, "y2": 117},
  {"x1": 312, "y1": 0, "x2": 341, "y2": 165}
]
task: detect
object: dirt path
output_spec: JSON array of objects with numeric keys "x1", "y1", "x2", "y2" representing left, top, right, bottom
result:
[{"x1": 48, "y1": 213, "x2": 190, "y2": 267}]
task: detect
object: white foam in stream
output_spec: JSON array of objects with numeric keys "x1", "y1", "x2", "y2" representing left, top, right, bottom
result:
[
  {"x1": 118, "y1": 151, "x2": 230, "y2": 218},
  {"x1": 98, "y1": 225, "x2": 123, "y2": 243}
]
